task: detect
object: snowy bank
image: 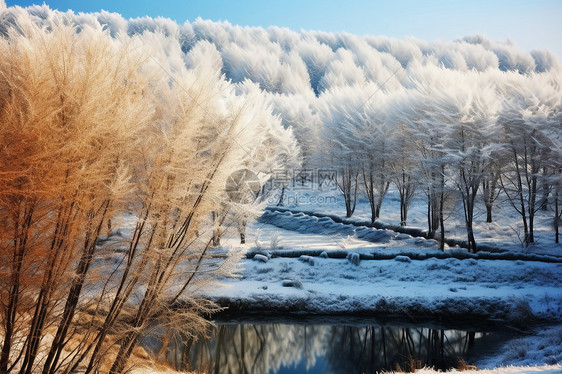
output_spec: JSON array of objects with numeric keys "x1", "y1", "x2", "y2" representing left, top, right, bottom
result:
[{"x1": 203, "y1": 219, "x2": 562, "y2": 324}]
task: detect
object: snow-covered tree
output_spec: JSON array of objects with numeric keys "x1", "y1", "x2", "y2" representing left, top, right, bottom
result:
[
  {"x1": 228, "y1": 81, "x2": 302, "y2": 242},
  {"x1": 0, "y1": 9, "x2": 300, "y2": 373},
  {"x1": 439, "y1": 72, "x2": 501, "y2": 252},
  {"x1": 319, "y1": 87, "x2": 362, "y2": 218},
  {"x1": 270, "y1": 93, "x2": 321, "y2": 167},
  {"x1": 498, "y1": 72, "x2": 560, "y2": 247},
  {"x1": 320, "y1": 85, "x2": 393, "y2": 224},
  {"x1": 387, "y1": 90, "x2": 419, "y2": 226},
  {"x1": 403, "y1": 64, "x2": 466, "y2": 249}
]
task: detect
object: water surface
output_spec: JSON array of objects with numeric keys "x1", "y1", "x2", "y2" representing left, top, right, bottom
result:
[{"x1": 146, "y1": 316, "x2": 512, "y2": 373}]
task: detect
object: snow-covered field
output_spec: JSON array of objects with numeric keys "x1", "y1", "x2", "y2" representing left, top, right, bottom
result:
[
  {"x1": 207, "y1": 185, "x2": 561, "y2": 317},
  {"x1": 208, "y1": 219, "x2": 562, "y2": 319},
  {"x1": 276, "y1": 186, "x2": 561, "y2": 254}
]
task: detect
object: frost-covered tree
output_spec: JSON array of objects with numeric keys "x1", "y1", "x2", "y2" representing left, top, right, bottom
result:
[
  {"x1": 481, "y1": 159, "x2": 503, "y2": 223},
  {"x1": 498, "y1": 72, "x2": 560, "y2": 247},
  {"x1": 0, "y1": 8, "x2": 300, "y2": 373},
  {"x1": 402, "y1": 77, "x2": 448, "y2": 245},
  {"x1": 228, "y1": 81, "x2": 302, "y2": 242},
  {"x1": 270, "y1": 92, "x2": 321, "y2": 166},
  {"x1": 318, "y1": 48, "x2": 366, "y2": 92},
  {"x1": 0, "y1": 16, "x2": 154, "y2": 373},
  {"x1": 321, "y1": 85, "x2": 393, "y2": 224},
  {"x1": 437, "y1": 72, "x2": 501, "y2": 252},
  {"x1": 319, "y1": 87, "x2": 362, "y2": 218},
  {"x1": 386, "y1": 90, "x2": 418, "y2": 226},
  {"x1": 355, "y1": 103, "x2": 393, "y2": 225}
]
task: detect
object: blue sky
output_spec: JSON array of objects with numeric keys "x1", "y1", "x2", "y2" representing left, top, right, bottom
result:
[{"x1": 5, "y1": 0, "x2": 562, "y2": 59}]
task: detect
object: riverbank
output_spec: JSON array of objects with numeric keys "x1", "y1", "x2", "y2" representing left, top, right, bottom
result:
[
  {"x1": 203, "y1": 217, "x2": 562, "y2": 325},
  {"x1": 192, "y1": 213, "x2": 562, "y2": 372}
]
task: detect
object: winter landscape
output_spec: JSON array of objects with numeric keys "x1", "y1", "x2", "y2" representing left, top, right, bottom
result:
[{"x1": 0, "y1": 1, "x2": 561, "y2": 373}]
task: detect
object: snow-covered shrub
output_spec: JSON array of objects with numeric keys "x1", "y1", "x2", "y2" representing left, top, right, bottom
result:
[
  {"x1": 280, "y1": 262, "x2": 292, "y2": 273},
  {"x1": 253, "y1": 254, "x2": 269, "y2": 263},
  {"x1": 394, "y1": 255, "x2": 411, "y2": 263},
  {"x1": 426, "y1": 261, "x2": 450, "y2": 271},
  {"x1": 282, "y1": 279, "x2": 303, "y2": 289},
  {"x1": 503, "y1": 338, "x2": 531, "y2": 361},
  {"x1": 393, "y1": 233, "x2": 411, "y2": 240},
  {"x1": 270, "y1": 232, "x2": 281, "y2": 250},
  {"x1": 507, "y1": 295, "x2": 535, "y2": 326},
  {"x1": 346, "y1": 251, "x2": 361, "y2": 265},
  {"x1": 446, "y1": 257, "x2": 461, "y2": 266},
  {"x1": 256, "y1": 267, "x2": 274, "y2": 274},
  {"x1": 320, "y1": 251, "x2": 329, "y2": 258},
  {"x1": 254, "y1": 232, "x2": 264, "y2": 251},
  {"x1": 299, "y1": 255, "x2": 315, "y2": 266},
  {"x1": 544, "y1": 326, "x2": 562, "y2": 346}
]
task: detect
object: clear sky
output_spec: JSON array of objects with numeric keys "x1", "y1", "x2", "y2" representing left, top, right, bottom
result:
[{"x1": 5, "y1": 0, "x2": 562, "y2": 60}]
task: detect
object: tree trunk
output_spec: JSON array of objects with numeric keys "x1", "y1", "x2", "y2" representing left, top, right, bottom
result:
[
  {"x1": 439, "y1": 169, "x2": 445, "y2": 251},
  {"x1": 426, "y1": 190, "x2": 434, "y2": 238},
  {"x1": 22, "y1": 202, "x2": 75, "y2": 374},
  {"x1": 239, "y1": 220, "x2": 247, "y2": 244},
  {"x1": 528, "y1": 172, "x2": 538, "y2": 244},
  {"x1": 1, "y1": 201, "x2": 35, "y2": 374},
  {"x1": 439, "y1": 194, "x2": 445, "y2": 251},
  {"x1": 339, "y1": 166, "x2": 358, "y2": 218},
  {"x1": 486, "y1": 205, "x2": 493, "y2": 223},
  {"x1": 42, "y1": 201, "x2": 110, "y2": 374},
  {"x1": 211, "y1": 211, "x2": 221, "y2": 246},
  {"x1": 400, "y1": 193, "x2": 408, "y2": 227},
  {"x1": 555, "y1": 190, "x2": 559, "y2": 244}
]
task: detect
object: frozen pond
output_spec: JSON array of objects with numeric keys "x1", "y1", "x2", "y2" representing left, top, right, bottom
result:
[{"x1": 145, "y1": 316, "x2": 515, "y2": 373}]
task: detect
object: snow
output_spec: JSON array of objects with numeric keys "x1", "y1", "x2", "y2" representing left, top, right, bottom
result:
[
  {"x1": 205, "y1": 218, "x2": 562, "y2": 321},
  {"x1": 191, "y1": 183, "x2": 562, "y2": 372},
  {"x1": 112, "y1": 182, "x2": 561, "y2": 372},
  {"x1": 275, "y1": 186, "x2": 562, "y2": 256},
  {"x1": 387, "y1": 365, "x2": 562, "y2": 374}
]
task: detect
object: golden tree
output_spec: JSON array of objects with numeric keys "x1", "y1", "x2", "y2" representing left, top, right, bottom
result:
[{"x1": 0, "y1": 11, "x2": 262, "y2": 373}]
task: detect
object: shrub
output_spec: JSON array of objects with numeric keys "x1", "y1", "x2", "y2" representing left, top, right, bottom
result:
[{"x1": 346, "y1": 251, "x2": 361, "y2": 265}]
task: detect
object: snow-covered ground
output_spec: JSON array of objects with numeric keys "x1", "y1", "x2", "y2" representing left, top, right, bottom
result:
[
  {"x1": 206, "y1": 187, "x2": 562, "y2": 320},
  {"x1": 275, "y1": 185, "x2": 561, "y2": 255},
  {"x1": 193, "y1": 184, "x2": 562, "y2": 372},
  {"x1": 205, "y1": 215, "x2": 562, "y2": 322},
  {"x1": 389, "y1": 365, "x2": 562, "y2": 374}
]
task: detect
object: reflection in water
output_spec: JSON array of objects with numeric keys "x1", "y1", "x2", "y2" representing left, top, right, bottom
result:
[{"x1": 148, "y1": 321, "x2": 487, "y2": 373}]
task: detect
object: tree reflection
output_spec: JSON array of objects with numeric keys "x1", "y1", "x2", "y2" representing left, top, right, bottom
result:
[{"x1": 152, "y1": 322, "x2": 483, "y2": 373}]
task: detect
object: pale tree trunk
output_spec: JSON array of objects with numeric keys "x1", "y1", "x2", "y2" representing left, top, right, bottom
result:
[
  {"x1": 338, "y1": 165, "x2": 358, "y2": 218},
  {"x1": 555, "y1": 188, "x2": 560, "y2": 244},
  {"x1": 482, "y1": 169, "x2": 501, "y2": 223},
  {"x1": 397, "y1": 170, "x2": 416, "y2": 227}
]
